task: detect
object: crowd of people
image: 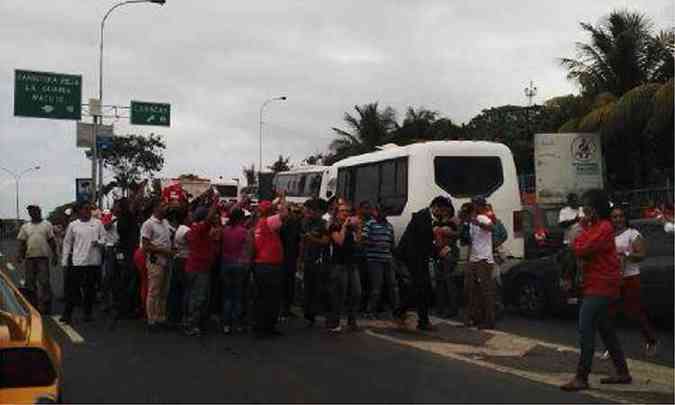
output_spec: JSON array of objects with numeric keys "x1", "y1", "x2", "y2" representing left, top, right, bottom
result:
[
  {"x1": 16, "y1": 189, "x2": 512, "y2": 338},
  {"x1": 13, "y1": 186, "x2": 666, "y2": 391}
]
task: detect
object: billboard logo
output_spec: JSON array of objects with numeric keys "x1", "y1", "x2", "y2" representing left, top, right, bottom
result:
[{"x1": 571, "y1": 135, "x2": 596, "y2": 162}]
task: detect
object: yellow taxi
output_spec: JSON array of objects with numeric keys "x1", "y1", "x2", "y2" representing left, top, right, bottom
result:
[{"x1": 0, "y1": 264, "x2": 63, "y2": 404}]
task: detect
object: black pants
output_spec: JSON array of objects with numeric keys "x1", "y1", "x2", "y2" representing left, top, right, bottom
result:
[
  {"x1": 356, "y1": 256, "x2": 369, "y2": 312},
  {"x1": 63, "y1": 266, "x2": 99, "y2": 319},
  {"x1": 303, "y1": 261, "x2": 322, "y2": 321},
  {"x1": 434, "y1": 258, "x2": 458, "y2": 317},
  {"x1": 281, "y1": 256, "x2": 298, "y2": 315},
  {"x1": 168, "y1": 257, "x2": 187, "y2": 323},
  {"x1": 253, "y1": 265, "x2": 283, "y2": 333},
  {"x1": 397, "y1": 262, "x2": 432, "y2": 326},
  {"x1": 109, "y1": 250, "x2": 139, "y2": 318}
]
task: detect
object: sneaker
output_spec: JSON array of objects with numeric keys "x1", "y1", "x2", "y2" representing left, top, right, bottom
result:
[
  {"x1": 600, "y1": 350, "x2": 610, "y2": 360},
  {"x1": 645, "y1": 341, "x2": 659, "y2": 357},
  {"x1": 223, "y1": 325, "x2": 232, "y2": 335},
  {"x1": 329, "y1": 325, "x2": 343, "y2": 334},
  {"x1": 185, "y1": 327, "x2": 201, "y2": 337}
]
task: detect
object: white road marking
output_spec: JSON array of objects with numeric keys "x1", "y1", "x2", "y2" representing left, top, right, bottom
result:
[
  {"x1": 363, "y1": 316, "x2": 674, "y2": 405},
  {"x1": 50, "y1": 316, "x2": 85, "y2": 344}
]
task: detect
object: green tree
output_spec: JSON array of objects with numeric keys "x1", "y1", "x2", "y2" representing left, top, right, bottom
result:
[
  {"x1": 303, "y1": 153, "x2": 324, "y2": 165},
  {"x1": 329, "y1": 103, "x2": 398, "y2": 160},
  {"x1": 560, "y1": 10, "x2": 674, "y2": 98},
  {"x1": 391, "y1": 107, "x2": 439, "y2": 144},
  {"x1": 97, "y1": 133, "x2": 166, "y2": 195},
  {"x1": 559, "y1": 80, "x2": 673, "y2": 188},
  {"x1": 464, "y1": 105, "x2": 559, "y2": 174},
  {"x1": 268, "y1": 155, "x2": 292, "y2": 173}
]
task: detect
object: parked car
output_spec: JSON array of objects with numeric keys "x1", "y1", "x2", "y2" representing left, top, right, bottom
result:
[
  {"x1": 502, "y1": 218, "x2": 674, "y2": 326},
  {"x1": 521, "y1": 204, "x2": 565, "y2": 259},
  {"x1": 0, "y1": 266, "x2": 63, "y2": 404}
]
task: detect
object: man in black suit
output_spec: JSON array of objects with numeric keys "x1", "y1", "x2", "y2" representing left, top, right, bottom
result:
[{"x1": 395, "y1": 196, "x2": 455, "y2": 331}]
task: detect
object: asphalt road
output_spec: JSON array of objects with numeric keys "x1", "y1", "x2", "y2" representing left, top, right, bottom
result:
[
  {"x1": 48, "y1": 314, "x2": 603, "y2": 404},
  {"x1": 1, "y1": 240, "x2": 672, "y2": 403}
]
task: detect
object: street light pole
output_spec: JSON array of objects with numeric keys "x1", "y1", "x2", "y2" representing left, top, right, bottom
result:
[
  {"x1": 94, "y1": 0, "x2": 166, "y2": 205},
  {"x1": 0, "y1": 166, "x2": 40, "y2": 221},
  {"x1": 258, "y1": 96, "x2": 287, "y2": 177}
]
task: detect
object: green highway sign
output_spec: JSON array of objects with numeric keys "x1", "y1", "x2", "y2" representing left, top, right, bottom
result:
[
  {"x1": 14, "y1": 69, "x2": 82, "y2": 120},
  {"x1": 130, "y1": 100, "x2": 171, "y2": 126}
]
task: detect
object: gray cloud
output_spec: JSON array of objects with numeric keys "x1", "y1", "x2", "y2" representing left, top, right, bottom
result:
[{"x1": 1, "y1": 0, "x2": 672, "y2": 217}]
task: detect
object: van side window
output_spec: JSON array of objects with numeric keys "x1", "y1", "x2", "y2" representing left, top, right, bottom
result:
[
  {"x1": 434, "y1": 156, "x2": 503, "y2": 198},
  {"x1": 380, "y1": 158, "x2": 408, "y2": 215},
  {"x1": 354, "y1": 164, "x2": 379, "y2": 205},
  {"x1": 337, "y1": 157, "x2": 409, "y2": 215},
  {"x1": 308, "y1": 173, "x2": 321, "y2": 197}
]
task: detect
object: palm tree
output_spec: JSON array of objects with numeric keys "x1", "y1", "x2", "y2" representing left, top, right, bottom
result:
[
  {"x1": 560, "y1": 10, "x2": 673, "y2": 98},
  {"x1": 329, "y1": 103, "x2": 398, "y2": 159},
  {"x1": 391, "y1": 107, "x2": 439, "y2": 144},
  {"x1": 242, "y1": 163, "x2": 256, "y2": 186},
  {"x1": 268, "y1": 155, "x2": 292, "y2": 173}
]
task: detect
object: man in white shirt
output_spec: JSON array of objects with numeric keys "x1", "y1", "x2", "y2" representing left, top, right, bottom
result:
[
  {"x1": 61, "y1": 201, "x2": 106, "y2": 323},
  {"x1": 465, "y1": 197, "x2": 496, "y2": 329},
  {"x1": 559, "y1": 193, "x2": 584, "y2": 245},
  {"x1": 140, "y1": 201, "x2": 174, "y2": 330},
  {"x1": 17, "y1": 205, "x2": 57, "y2": 314}
]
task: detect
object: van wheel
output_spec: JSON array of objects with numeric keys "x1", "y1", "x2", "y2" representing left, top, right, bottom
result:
[{"x1": 517, "y1": 277, "x2": 546, "y2": 318}]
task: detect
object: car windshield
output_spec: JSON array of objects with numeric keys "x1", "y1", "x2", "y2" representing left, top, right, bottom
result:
[
  {"x1": 0, "y1": 274, "x2": 28, "y2": 317},
  {"x1": 215, "y1": 185, "x2": 238, "y2": 198}
]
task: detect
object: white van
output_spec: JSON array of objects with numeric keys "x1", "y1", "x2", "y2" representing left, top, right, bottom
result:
[
  {"x1": 273, "y1": 165, "x2": 335, "y2": 204},
  {"x1": 331, "y1": 141, "x2": 524, "y2": 259},
  {"x1": 212, "y1": 178, "x2": 240, "y2": 202}
]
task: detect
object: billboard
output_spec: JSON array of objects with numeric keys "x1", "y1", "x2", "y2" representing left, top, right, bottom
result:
[{"x1": 535, "y1": 133, "x2": 604, "y2": 206}]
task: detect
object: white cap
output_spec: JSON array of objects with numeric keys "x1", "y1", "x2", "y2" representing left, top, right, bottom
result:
[{"x1": 64, "y1": 208, "x2": 73, "y2": 216}]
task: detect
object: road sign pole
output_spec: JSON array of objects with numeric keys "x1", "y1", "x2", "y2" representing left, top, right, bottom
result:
[{"x1": 91, "y1": 118, "x2": 98, "y2": 205}]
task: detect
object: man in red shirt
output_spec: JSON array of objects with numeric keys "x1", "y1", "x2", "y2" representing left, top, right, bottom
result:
[
  {"x1": 252, "y1": 193, "x2": 288, "y2": 338},
  {"x1": 184, "y1": 205, "x2": 219, "y2": 336}
]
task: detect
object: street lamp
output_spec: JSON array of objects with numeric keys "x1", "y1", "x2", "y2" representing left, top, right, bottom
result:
[
  {"x1": 92, "y1": 0, "x2": 166, "y2": 205},
  {"x1": 0, "y1": 166, "x2": 40, "y2": 221},
  {"x1": 258, "y1": 96, "x2": 287, "y2": 176}
]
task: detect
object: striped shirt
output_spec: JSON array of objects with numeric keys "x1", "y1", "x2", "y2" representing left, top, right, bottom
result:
[{"x1": 362, "y1": 219, "x2": 395, "y2": 262}]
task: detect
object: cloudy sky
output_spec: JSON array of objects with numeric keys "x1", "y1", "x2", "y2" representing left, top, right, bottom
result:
[{"x1": 0, "y1": 0, "x2": 672, "y2": 218}]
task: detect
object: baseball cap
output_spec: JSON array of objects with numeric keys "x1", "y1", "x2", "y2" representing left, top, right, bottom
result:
[{"x1": 26, "y1": 204, "x2": 40, "y2": 211}]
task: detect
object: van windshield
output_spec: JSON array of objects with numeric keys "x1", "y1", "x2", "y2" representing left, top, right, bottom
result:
[
  {"x1": 215, "y1": 185, "x2": 238, "y2": 198},
  {"x1": 434, "y1": 156, "x2": 503, "y2": 198}
]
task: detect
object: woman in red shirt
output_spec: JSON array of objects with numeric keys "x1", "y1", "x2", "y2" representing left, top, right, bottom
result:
[{"x1": 561, "y1": 189, "x2": 632, "y2": 391}]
